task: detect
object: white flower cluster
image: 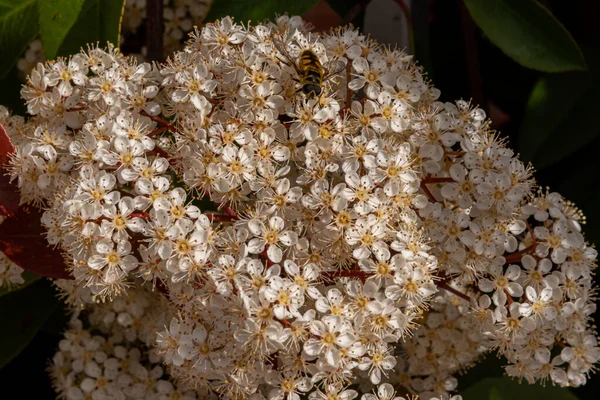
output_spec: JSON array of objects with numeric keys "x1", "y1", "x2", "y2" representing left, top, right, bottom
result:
[
  {"x1": 50, "y1": 284, "x2": 206, "y2": 400},
  {"x1": 474, "y1": 189, "x2": 599, "y2": 387},
  {"x1": 16, "y1": 0, "x2": 214, "y2": 79},
  {"x1": 2, "y1": 15, "x2": 598, "y2": 400}
]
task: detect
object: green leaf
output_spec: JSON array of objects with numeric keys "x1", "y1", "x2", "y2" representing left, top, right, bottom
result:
[
  {"x1": 0, "y1": 67, "x2": 27, "y2": 114},
  {"x1": 458, "y1": 354, "x2": 505, "y2": 391},
  {"x1": 519, "y1": 49, "x2": 600, "y2": 168},
  {"x1": 520, "y1": 75, "x2": 600, "y2": 168},
  {"x1": 0, "y1": 0, "x2": 39, "y2": 79},
  {"x1": 0, "y1": 271, "x2": 41, "y2": 298},
  {"x1": 57, "y1": 0, "x2": 125, "y2": 57},
  {"x1": 0, "y1": 279, "x2": 57, "y2": 368},
  {"x1": 39, "y1": 0, "x2": 86, "y2": 59},
  {"x1": 205, "y1": 0, "x2": 319, "y2": 23},
  {"x1": 463, "y1": 0, "x2": 586, "y2": 72},
  {"x1": 462, "y1": 377, "x2": 579, "y2": 400}
]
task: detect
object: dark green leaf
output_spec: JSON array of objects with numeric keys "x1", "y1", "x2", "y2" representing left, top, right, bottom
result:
[
  {"x1": 519, "y1": 72, "x2": 590, "y2": 162},
  {"x1": 57, "y1": 0, "x2": 125, "y2": 57},
  {"x1": 0, "y1": 0, "x2": 39, "y2": 78},
  {"x1": 205, "y1": 0, "x2": 319, "y2": 23},
  {"x1": 0, "y1": 271, "x2": 41, "y2": 298},
  {"x1": 0, "y1": 279, "x2": 58, "y2": 368},
  {"x1": 519, "y1": 49, "x2": 600, "y2": 168},
  {"x1": 0, "y1": 67, "x2": 27, "y2": 114},
  {"x1": 458, "y1": 354, "x2": 505, "y2": 391},
  {"x1": 39, "y1": 0, "x2": 86, "y2": 59},
  {"x1": 521, "y1": 75, "x2": 600, "y2": 168},
  {"x1": 41, "y1": 297, "x2": 69, "y2": 335},
  {"x1": 462, "y1": 377, "x2": 579, "y2": 400},
  {"x1": 463, "y1": 0, "x2": 586, "y2": 72}
]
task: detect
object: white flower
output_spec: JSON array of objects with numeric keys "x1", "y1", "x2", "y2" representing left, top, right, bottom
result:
[
  {"x1": 264, "y1": 370, "x2": 311, "y2": 400},
  {"x1": 478, "y1": 262, "x2": 523, "y2": 306},
  {"x1": 248, "y1": 216, "x2": 298, "y2": 263},
  {"x1": 519, "y1": 286, "x2": 556, "y2": 321},
  {"x1": 534, "y1": 219, "x2": 571, "y2": 264},
  {"x1": 171, "y1": 63, "x2": 216, "y2": 112},
  {"x1": 561, "y1": 333, "x2": 600, "y2": 371},
  {"x1": 361, "y1": 383, "x2": 404, "y2": 400},
  {"x1": 304, "y1": 315, "x2": 356, "y2": 366},
  {"x1": 345, "y1": 217, "x2": 387, "y2": 260},
  {"x1": 88, "y1": 238, "x2": 138, "y2": 274}
]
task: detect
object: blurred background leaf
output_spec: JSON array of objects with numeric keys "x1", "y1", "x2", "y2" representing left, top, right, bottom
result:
[
  {"x1": 206, "y1": 0, "x2": 319, "y2": 23},
  {"x1": 0, "y1": 0, "x2": 39, "y2": 78},
  {"x1": 0, "y1": 206, "x2": 72, "y2": 280},
  {"x1": 519, "y1": 49, "x2": 600, "y2": 168},
  {"x1": 57, "y1": 0, "x2": 125, "y2": 56},
  {"x1": 462, "y1": 376, "x2": 579, "y2": 400},
  {"x1": 463, "y1": 0, "x2": 586, "y2": 72},
  {"x1": 0, "y1": 279, "x2": 58, "y2": 368},
  {"x1": 39, "y1": 0, "x2": 85, "y2": 59}
]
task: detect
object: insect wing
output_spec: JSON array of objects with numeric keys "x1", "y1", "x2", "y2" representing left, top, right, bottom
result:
[
  {"x1": 272, "y1": 36, "x2": 300, "y2": 72},
  {"x1": 323, "y1": 58, "x2": 346, "y2": 81}
]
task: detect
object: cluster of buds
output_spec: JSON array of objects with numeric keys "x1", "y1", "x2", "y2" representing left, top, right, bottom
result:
[{"x1": 1, "y1": 14, "x2": 598, "y2": 400}]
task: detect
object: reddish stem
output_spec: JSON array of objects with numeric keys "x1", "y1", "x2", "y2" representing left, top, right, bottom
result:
[
  {"x1": 130, "y1": 211, "x2": 150, "y2": 220},
  {"x1": 343, "y1": 62, "x2": 353, "y2": 111},
  {"x1": 437, "y1": 281, "x2": 471, "y2": 302},
  {"x1": 420, "y1": 181, "x2": 437, "y2": 202},
  {"x1": 149, "y1": 126, "x2": 171, "y2": 137},
  {"x1": 144, "y1": 113, "x2": 176, "y2": 130},
  {"x1": 321, "y1": 268, "x2": 368, "y2": 283},
  {"x1": 423, "y1": 177, "x2": 454, "y2": 184},
  {"x1": 504, "y1": 243, "x2": 536, "y2": 264},
  {"x1": 206, "y1": 213, "x2": 237, "y2": 222},
  {"x1": 219, "y1": 204, "x2": 239, "y2": 219}
]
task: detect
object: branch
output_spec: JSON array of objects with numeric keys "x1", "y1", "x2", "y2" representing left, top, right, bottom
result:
[
  {"x1": 422, "y1": 176, "x2": 454, "y2": 184},
  {"x1": 420, "y1": 181, "x2": 437, "y2": 202},
  {"x1": 504, "y1": 243, "x2": 536, "y2": 264},
  {"x1": 146, "y1": 0, "x2": 164, "y2": 61},
  {"x1": 437, "y1": 281, "x2": 471, "y2": 302}
]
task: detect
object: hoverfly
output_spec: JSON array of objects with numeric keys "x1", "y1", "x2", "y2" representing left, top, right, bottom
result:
[{"x1": 272, "y1": 34, "x2": 344, "y2": 100}]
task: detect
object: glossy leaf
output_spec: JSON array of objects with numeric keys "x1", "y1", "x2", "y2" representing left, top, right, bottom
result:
[
  {"x1": 57, "y1": 0, "x2": 125, "y2": 57},
  {"x1": 0, "y1": 0, "x2": 39, "y2": 78},
  {"x1": 0, "y1": 279, "x2": 58, "y2": 368},
  {"x1": 205, "y1": 0, "x2": 319, "y2": 23},
  {"x1": 462, "y1": 377, "x2": 579, "y2": 400},
  {"x1": 521, "y1": 76, "x2": 600, "y2": 168},
  {"x1": 519, "y1": 49, "x2": 600, "y2": 168},
  {"x1": 463, "y1": 0, "x2": 586, "y2": 72},
  {"x1": 0, "y1": 123, "x2": 19, "y2": 217},
  {"x1": 0, "y1": 206, "x2": 72, "y2": 279},
  {"x1": 39, "y1": 0, "x2": 86, "y2": 59}
]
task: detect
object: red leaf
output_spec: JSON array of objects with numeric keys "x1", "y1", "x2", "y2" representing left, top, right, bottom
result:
[
  {"x1": 0, "y1": 206, "x2": 72, "y2": 279},
  {"x1": 0, "y1": 124, "x2": 20, "y2": 217}
]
